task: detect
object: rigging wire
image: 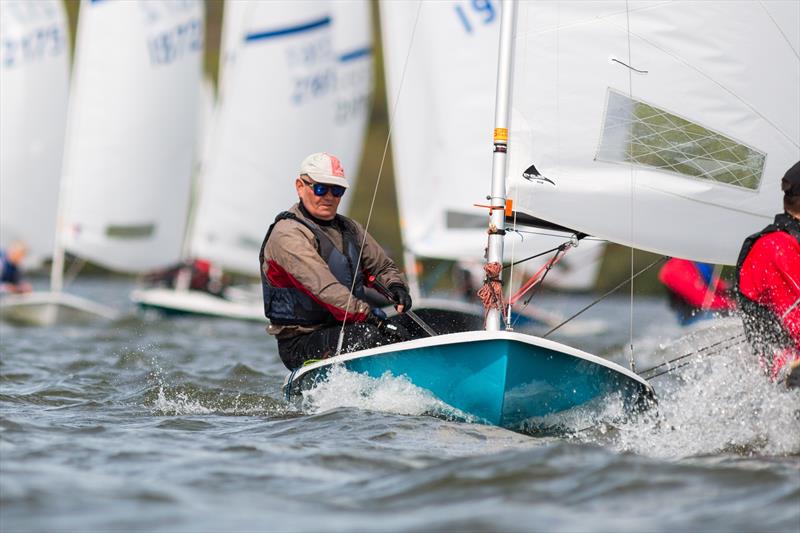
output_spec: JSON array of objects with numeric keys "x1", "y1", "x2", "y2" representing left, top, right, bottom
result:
[
  {"x1": 510, "y1": 245, "x2": 566, "y2": 329},
  {"x1": 641, "y1": 333, "x2": 747, "y2": 380},
  {"x1": 335, "y1": 1, "x2": 424, "y2": 355},
  {"x1": 624, "y1": 0, "x2": 637, "y2": 373},
  {"x1": 502, "y1": 242, "x2": 568, "y2": 270},
  {"x1": 542, "y1": 255, "x2": 668, "y2": 338},
  {"x1": 507, "y1": 193, "x2": 519, "y2": 327}
]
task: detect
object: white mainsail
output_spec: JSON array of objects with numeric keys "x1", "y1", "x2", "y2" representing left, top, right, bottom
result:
[
  {"x1": 329, "y1": 0, "x2": 373, "y2": 214},
  {"x1": 58, "y1": 0, "x2": 204, "y2": 273},
  {"x1": 507, "y1": 1, "x2": 800, "y2": 266},
  {"x1": 0, "y1": 0, "x2": 69, "y2": 266},
  {"x1": 379, "y1": 0, "x2": 604, "y2": 289},
  {"x1": 190, "y1": 0, "x2": 373, "y2": 276}
]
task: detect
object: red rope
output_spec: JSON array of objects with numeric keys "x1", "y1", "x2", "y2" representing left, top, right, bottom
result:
[
  {"x1": 509, "y1": 247, "x2": 569, "y2": 306},
  {"x1": 477, "y1": 262, "x2": 505, "y2": 325}
]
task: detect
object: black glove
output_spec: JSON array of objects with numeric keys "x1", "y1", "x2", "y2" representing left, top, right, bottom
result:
[{"x1": 388, "y1": 284, "x2": 412, "y2": 312}]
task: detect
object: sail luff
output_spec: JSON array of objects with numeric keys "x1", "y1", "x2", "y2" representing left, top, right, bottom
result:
[{"x1": 50, "y1": 0, "x2": 88, "y2": 293}]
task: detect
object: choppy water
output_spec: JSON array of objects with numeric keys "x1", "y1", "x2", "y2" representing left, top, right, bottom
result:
[{"x1": 1, "y1": 278, "x2": 798, "y2": 532}]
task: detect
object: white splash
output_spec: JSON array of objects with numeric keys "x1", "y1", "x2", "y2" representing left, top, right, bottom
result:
[
  {"x1": 146, "y1": 356, "x2": 284, "y2": 416},
  {"x1": 153, "y1": 386, "x2": 213, "y2": 416},
  {"x1": 300, "y1": 365, "x2": 476, "y2": 422},
  {"x1": 604, "y1": 319, "x2": 800, "y2": 459}
]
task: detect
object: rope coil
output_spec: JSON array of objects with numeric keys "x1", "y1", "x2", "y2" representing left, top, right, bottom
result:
[{"x1": 478, "y1": 262, "x2": 506, "y2": 327}]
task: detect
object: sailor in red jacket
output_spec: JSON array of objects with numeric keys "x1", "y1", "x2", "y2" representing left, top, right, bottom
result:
[
  {"x1": 659, "y1": 258, "x2": 735, "y2": 325},
  {"x1": 736, "y1": 161, "x2": 800, "y2": 388}
]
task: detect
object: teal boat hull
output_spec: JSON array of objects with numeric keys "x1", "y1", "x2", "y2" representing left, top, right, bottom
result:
[{"x1": 284, "y1": 331, "x2": 654, "y2": 430}]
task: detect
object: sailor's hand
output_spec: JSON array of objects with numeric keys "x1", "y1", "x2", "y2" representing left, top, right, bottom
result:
[{"x1": 388, "y1": 284, "x2": 412, "y2": 313}]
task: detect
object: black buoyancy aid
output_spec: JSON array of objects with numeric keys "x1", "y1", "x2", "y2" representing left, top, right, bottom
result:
[
  {"x1": 259, "y1": 211, "x2": 366, "y2": 326},
  {"x1": 735, "y1": 213, "x2": 800, "y2": 364}
]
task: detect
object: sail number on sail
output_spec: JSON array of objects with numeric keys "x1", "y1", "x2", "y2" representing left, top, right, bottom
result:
[
  {"x1": 288, "y1": 36, "x2": 335, "y2": 106},
  {"x1": 454, "y1": 0, "x2": 497, "y2": 34},
  {"x1": 147, "y1": 19, "x2": 203, "y2": 66}
]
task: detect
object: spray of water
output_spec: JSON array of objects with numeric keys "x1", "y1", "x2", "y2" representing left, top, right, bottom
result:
[
  {"x1": 300, "y1": 365, "x2": 477, "y2": 423},
  {"x1": 145, "y1": 357, "x2": 289, "y2": 417},
  {"x1": 587, "y1": 319, "x2": 800, "y2": 459}
]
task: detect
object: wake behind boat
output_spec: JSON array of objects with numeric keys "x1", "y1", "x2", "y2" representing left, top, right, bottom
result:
[{"x1": 284, "y1": 330, "x2": 654, "y2": 431}]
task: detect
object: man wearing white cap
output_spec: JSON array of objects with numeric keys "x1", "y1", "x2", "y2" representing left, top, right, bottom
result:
[{"x1": 259, "y1": 152, "x2": 413, "y2": 370}]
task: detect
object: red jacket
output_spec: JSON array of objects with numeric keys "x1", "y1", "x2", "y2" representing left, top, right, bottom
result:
[
  {"x1": 738, "y1": 228, "x2": 800, "y2": 352},
  {"x1": 658, "y1": 258, "x2": 734, "y2": 311}
]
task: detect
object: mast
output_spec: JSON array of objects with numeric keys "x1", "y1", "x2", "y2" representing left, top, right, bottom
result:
[{"x1": 485, "y1": 0, "x2": 516, "y2": 331}]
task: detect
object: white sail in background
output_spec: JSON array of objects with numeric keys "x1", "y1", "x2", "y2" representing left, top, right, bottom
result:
[
  {"x1": 59, "y1": 0, "x2": 204, "y2": 273},
  {"x1": 216, "y1": 0, "x2": 248, "y2": 100},
  {"x1": 330, "y1": 0, "x2": 373, "y2": 214},
  {"x1": 0, "y1": 0, "x2": 69, "y2": 266},
  {"x1": 379, "y1": 0, "x2": 604, "y2": 289},
  {"x1": 191, "y1": 1, "x2": 371, "y2": 276},
  {"x1": 507, "y1": 1, "x2": 800, "y2": 266}
]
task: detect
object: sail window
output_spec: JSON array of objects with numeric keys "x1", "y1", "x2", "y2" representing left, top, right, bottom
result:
[
  {"x1": 596, "y1": 90, "x2": 765, "y2": 190},
  {"x1": 105, "y1": 224, "x2": 154, "y2": 239}
]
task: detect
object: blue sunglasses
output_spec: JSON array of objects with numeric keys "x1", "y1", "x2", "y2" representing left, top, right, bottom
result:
[{"x1": 302, "y1": 179, "x2": 346, "y2": 198}]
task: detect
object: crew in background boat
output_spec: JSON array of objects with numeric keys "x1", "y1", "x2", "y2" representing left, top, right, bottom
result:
[
  {"x1": 143, "y1": 258, "x2": 228, "y2": 297},
  {"x1": 658, "y1": 258, "x2": 735, "y2": 325},
  {"x1": 0, "y1": 241, "x2": 32, "y2": 294},
  {"x1": 260, "y1": 152, "x2": 413, "y2": 370},
  {"x1": 736, "y1": 161, "x2": 800, "y2": 388}
]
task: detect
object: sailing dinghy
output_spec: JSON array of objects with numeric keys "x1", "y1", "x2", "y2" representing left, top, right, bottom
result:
[
  {"x1": 2, "y1": 0, "x2": 205, "y2": 325},
  {"x1": 286, "y1": 0, "x2": 798, "y2": 431},
  {"x1": 0, "y1": 0, "x2": 114, "y2": 324},
  {"x1": 132, "y1": 0, "x2": 374, "y2": 321},
  {"x1": 284, "y1": 0, "x2": 667, "y2": 431}
]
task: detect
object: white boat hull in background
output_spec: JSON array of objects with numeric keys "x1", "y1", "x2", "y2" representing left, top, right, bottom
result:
[
  {"x1": 0, "y1": 291, "x2": 117, "y2": 326},
  {"x1": 130, "y1": 287, "x2": 265, "y2": 322}
]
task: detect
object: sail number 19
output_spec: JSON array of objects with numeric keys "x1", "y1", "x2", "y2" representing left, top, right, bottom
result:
[{"x1": 454, "y1": 0, "x2": 496, "y2": 34}]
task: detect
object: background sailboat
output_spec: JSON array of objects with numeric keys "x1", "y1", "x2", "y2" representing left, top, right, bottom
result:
[
  {"x1": 1, "y1": 0, "x2": 205, "y2": 325},
  {"x1": 132, "y1": 0, "x2": 374, "y2": 321},
  {"x1": 0, "y1": 0, "x2": 69, "y2": 269}
]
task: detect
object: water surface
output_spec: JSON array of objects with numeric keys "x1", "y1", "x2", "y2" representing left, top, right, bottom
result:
[{"x1": 1, "y1": 278, "x2": 798, "y2": 532}]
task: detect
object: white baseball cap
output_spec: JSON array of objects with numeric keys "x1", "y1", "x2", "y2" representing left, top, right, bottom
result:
[{"x1": 299, "y1": 152, "x2": 349, "y2": 188}]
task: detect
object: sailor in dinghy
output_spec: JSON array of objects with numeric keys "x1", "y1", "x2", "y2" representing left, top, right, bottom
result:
[
  {"x1": 737, "y1": 161, "x2": 800, "y2": 388},
  {"x1": 260, "y1": 152, "x2": 416, "y2": 370}
]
